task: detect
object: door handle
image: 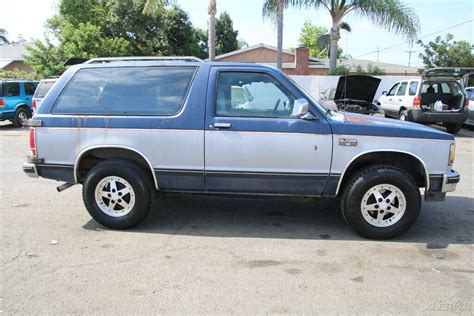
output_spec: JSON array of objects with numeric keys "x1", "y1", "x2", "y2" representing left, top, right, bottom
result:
[
  {"x1": 398, "y1": 99, "x2": 403, "y2": 101},
  {"x1": 213, "y1": 122, "x2": 231, "y2": 129}
]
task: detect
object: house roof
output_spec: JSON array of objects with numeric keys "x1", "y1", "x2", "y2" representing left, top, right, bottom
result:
[
  {"x1": 322, "y1": 58, "x2": 419, "y2": 74},
  {"x1": 214, "y1": 43, "x2": 323, "y2": 63},
  {"x1": 0, "y1": 42, "x2": 30, "y2": 61}
]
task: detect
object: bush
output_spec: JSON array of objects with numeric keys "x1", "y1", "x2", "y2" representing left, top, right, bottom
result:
[{"x1": 0, "y1": 70, "x2": 38, "y2": 80}]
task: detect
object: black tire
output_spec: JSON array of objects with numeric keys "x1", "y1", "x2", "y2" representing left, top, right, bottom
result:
[
  {"x1": 340, "y1": 165, "x2": 421, "y2": 239},
  {"x1": 398, "y1": 109, "x2": 408, "y2": 121},
  {"x1": 83, "y1": 159, "x2": 153, "y2": 229},
  {"x1": 445, "y1": 122, "x2": 462, "y2": 135},
  {"x1": 12, "y1": 106, "x2": 30, "y2": 127}
]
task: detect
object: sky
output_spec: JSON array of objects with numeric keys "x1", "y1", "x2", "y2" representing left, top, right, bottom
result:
[{"x1": 1, "y1": 0, "x2": 473, "y2": 68}]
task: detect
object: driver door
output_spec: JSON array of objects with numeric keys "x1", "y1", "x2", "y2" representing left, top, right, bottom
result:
[{"x1": 204, "y1": 67, "x2": 332, "y2": 195}]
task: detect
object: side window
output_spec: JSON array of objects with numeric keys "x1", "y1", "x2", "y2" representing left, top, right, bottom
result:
[
  {"x1": 3, "y1": 82, "x2": 20, "y2": 97},
  {"x1": 440, "y1": 83, "x2": 450, "y2": 93},
  {"x1": 53, "y1": 66, "x2": 196, "y2": 115},
  {"x1": 387, "y1": 83, "x2": 400, "y2": 96},
  {"x1": 421, "y1": 83, "x2": 438, "y2": 93},
  {"x1": 396, "y1": 82, "x2": 408, "y2": 96},
  {"x1": 408, "y1": 81, "x2": 418, "y2": 96},
  {"x1": 24, "y1": 83, "x2": 36, "y2": 96},
  {"x1": 216, "y1": 72, "x2": 296, "y2": 118}
]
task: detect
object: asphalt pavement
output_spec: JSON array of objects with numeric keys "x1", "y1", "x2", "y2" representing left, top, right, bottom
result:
[{"x1": 1, "y1": 122, "x2": 473, "y2": 314}]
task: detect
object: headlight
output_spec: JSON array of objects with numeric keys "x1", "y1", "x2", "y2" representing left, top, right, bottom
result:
[{"x1": 448, "y1": 143, "x2": 456, "y2": 166}]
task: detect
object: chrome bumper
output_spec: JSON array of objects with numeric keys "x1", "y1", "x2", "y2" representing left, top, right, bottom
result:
[
  {"x1": 441, "y1": 169, "x2": 460, "y2": 193},
  {"x1": 22, "y1": 162, "x2": 39, "y2": 178}
]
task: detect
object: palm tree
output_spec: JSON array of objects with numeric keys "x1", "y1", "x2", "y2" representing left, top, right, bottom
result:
[
  {"x1": 0, "y1": 28, "x2": 9, "y2": 44},
  {"x1": 262, "y1": 0, "x2": 286, "y2": 70},
  {"x1": 208, "y1": 0, "x2": 217, "y2": 61},
  {"x1": 299, "y1": 0, "x2": 420, "y2": 69}
]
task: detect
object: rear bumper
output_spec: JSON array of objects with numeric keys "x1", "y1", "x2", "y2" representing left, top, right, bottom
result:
[
  {"x1": 22, "y1": 157, "x2": 75, "y2": 182},
  {"x1": 409, "y1": 108, "x2": 468, "y2": 124},
  {"x1": 23, "y1": 162, "x2": 39, "y2": 178},
  {"x1": 425, "y1": 169, "x2": 460, "y2": 201}
]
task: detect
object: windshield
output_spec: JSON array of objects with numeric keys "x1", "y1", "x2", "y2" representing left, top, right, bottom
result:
[{"x1": 34, "y1": 80, "x2": 57, "y2": 98}]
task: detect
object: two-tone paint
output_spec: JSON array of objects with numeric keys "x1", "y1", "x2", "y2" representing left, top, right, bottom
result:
[{"x1": 27, "y1": 61, "x2": 457, "y2": 199}]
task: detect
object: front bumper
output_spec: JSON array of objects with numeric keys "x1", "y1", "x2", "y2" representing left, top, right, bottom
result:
[
  {"x1": 409, "y1": 108, "x2": 468, "y2": 124},
  {"x1": 425, "y1": 169, "x2": 460, "y2": 201}
]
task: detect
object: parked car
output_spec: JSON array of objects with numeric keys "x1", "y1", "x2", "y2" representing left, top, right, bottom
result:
[
  {"x1": 0, "y1": 79, "x2": 38, "y2": 126},
  {"x1": 464, "y1": 87, "x2": 474, "y2": 126},
  {"x1": 32, "y1": 78, "x2": 58, "y2": 113},
  {"x1": 319, "y1": 75, "x2": 382, "y2": 115},
  {"x1": 378, "y1": 68, "x2": 473, "y2": 134},
  {"x1": 23, "y1": 58, "x2": 460, "y2": 239}
]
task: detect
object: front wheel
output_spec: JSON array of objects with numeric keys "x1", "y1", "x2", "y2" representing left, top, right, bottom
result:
[
  {"x1": 340, "y1": 165, "x2": 421, "y2": 239},
  {"x1": 445, "y1": 122, "x2": 462, "y2": 135},
  {"x1": 83, "y1": 159, "x2": 153, "y2": 229}
]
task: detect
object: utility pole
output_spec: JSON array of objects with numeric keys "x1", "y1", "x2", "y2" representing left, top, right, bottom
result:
[
  {"x1": 406, "y1": 50, "x2": 416, "y2": 67},
  {"x1": 376, "y1": 47, "x2": 380, "y2": 62}
]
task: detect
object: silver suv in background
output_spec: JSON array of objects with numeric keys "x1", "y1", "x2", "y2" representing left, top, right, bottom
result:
[
  {"x1": 32, "y1": 78, "x2": 57, "y2": 113},
  {"x1": 378, "y1": 68, "x2": 472, "y2": 134}
]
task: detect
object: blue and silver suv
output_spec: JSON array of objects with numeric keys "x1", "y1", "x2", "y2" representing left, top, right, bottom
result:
[
  {"x1": 0, "y1": 79, "x2": 37, "y2": 126},
  {"x1": 22, "y1": 57, "x2": 460, "y2": 239}
]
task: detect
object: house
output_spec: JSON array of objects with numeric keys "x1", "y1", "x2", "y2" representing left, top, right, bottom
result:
[
  {"x1": 215, "y1": 43, "x2": 419, "y2": 76},
  {"x1": 0, "y1": 42, "x2": 32, "y2": 73}
]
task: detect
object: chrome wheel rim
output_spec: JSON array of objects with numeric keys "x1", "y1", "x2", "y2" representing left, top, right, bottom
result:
[
  {"x1": 360, "y1": 184, "x2": 406, "y2": 227},
  {"x1": 18, "y1": 111, "x2": 28, "y2": 125},
  {"x1": 94, "y1": 176, "x2": 135, "y2": 217},
  {"x1": 399, "y1": 113, "x2": 406, "y2": 121}
]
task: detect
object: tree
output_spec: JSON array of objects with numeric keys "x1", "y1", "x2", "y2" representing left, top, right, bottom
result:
[
  {"x1": 0, "y1": 28, "x2": 9, "y2": 44},
  {"x1": 298, "y1": 21, "x2": 328, "y2": 58},
  {"x1": 417, "y1": 33, "x2": 474, "y2": 68},
  {"x1": 262, "y1": 0, "x2": 289, "y2": 70},
  {"x1": 299, "y1": 0, "x2": 420, "y2": 69},
  {"x1": 208, "y1": 0, "x2": 217, "y2": 61},
  {"x1": 215, "y1": 12, "x2": 240, "y2": 55},
  {"x1": 25, "y1": 0, "x2": 208, "y2": 78}
]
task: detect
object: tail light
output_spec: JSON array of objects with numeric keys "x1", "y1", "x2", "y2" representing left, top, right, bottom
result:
[
  {"x1": 32, "y1": 99, "x2": 37, "y2": 110},
  {"x1": 413, "y1": 96, "x2": 421, "y2": 108},
  {"x1": 29, "y1": 127, "x2": 37, "y2": 157},
  {"x1": 0, "y1": 99, "x2": 4, "y2": 107},
  {"x1": 465, "y1": 97, "x2": 470, "y2": 109}
]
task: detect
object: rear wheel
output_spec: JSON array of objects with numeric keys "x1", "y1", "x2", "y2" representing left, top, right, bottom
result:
[
  {"x1": 83, "y1": 159, "x2": 153, "y2": 229},
  {"x1": 341, "y1": 165, "x2": 421, "y2": 239},
  {"x1": 445, "y1": 122, "x2": 462, "y2": 135},
  {"x1": 398, "y1": 109, "x2": 408, "y2": 121},
  {"x1": 12, "y1": 107, "x2": 29, "y2": 127}
]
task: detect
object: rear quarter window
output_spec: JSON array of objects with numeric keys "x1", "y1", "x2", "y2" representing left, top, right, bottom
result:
[{"x1": 52, "y1": 66, "x2": 197, "y2": 115}]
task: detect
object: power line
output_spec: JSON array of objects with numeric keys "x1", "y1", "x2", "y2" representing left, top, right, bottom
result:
[{"x1": 354, "y1": 18, "x2": 474, "y2": 59}]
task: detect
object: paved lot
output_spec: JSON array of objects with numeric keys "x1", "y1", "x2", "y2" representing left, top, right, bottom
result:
[{"x1": 1, "y1": 122, "x2": 473, "y2": 314}]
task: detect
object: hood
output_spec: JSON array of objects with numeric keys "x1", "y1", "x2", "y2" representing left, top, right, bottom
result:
[
  {"x1": 329, "y1": 112, "x2": 454, "y2": 141},
  {"x1": 334, "y1": 75, "x2": 381, "y2": 103}
]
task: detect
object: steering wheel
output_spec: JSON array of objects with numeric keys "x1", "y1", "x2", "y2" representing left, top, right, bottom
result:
[{"x1": 272, "y1": 98, "x2": 281, "y2": 115}]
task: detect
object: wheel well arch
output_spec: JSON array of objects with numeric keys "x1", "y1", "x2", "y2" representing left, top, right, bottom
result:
[
  {"x1": 399, "y1": 106, "x2": 407, "y2": 113},
  {"x1": 74, "y1": 146, "x2": 158, "y2": 189},
  {"x1": 335, "y1": 150, "x2": 429, "y2": 195},
  {"x1": 15, "y1": 103, "x2": 29, "y2": 111}
]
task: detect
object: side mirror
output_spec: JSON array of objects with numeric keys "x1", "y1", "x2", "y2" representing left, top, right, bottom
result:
[
  {"x1": 382, "y1": 91, "x2": 387, "y2": 95},
  {"x1": 291, "y1": 98, "x2": 316, "y2": 120},
  {"x1": 320, "y1": 92, "x2": 327, "y2": 101}
]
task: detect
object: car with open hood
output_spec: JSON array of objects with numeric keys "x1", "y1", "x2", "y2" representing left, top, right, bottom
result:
[
  {"x1": 23, "y1": 58, "x2": 459, "y2": 240},
  {"x1": 319, "y1": 75, "x2": 382, "y2": 115},
  {"x1": 379, "y1": 68, "x2": 473, "y2": 134}
]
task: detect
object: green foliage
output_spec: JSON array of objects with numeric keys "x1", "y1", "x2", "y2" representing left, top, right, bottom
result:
[
  {"x1": 328, "y1": 65, "x2": 350, "y2": 75},
  {"x1": 0, "y1": 70, "x2": 38, "y2": 80},
  {"x1": 354, "y1": 64, "x2": 386, "y2": 75},
  {"x1": 417, "y1": 33, "x2": 474, "y2": 68},
  {"x1": 298, "y1": 21, "x2": 328, "y2": 58},
  {"x1": 216, "y1": 12, "x2": 240, "y2": 55},
  {"x1": 24, "y1": 38, "x2": 67, "y2": 79}
]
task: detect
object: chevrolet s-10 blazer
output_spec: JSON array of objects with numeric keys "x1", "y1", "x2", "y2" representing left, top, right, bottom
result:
[{"x1": 23, "y1": 57, "x2": 460, "y2": 239}]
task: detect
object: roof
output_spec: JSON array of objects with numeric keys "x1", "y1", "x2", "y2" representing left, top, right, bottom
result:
[
  {"x1": 331, "y1": 58, "x2": 419, "y2": 74},
  {"x1": 214, "y1": 43, "x2": 323, "y2": 63},
  {"x1": 0, "y1": 42, "x2": 30, "y2": 61}
]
